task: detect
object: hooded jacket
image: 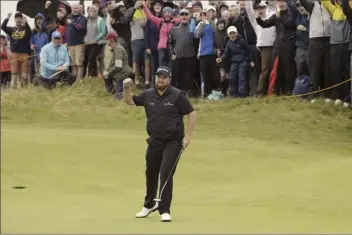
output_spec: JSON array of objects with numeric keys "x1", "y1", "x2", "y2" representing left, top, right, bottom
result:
[
  {"x1": 221, "y1": 34, "x2": 253, "y2": 63},
  {"x1": 31, "y1": 13, "x2": 49, "y2": 60},
  {"x1": 84, "y1": 6, "x2": 107, "y2": 45},
  {"x1": 144, "y1": 6, "x2": 181, "y2": 49},
  {"x1": 322, "y1": 0, "x2": 351, "y2": 44},
  {"x1": 256, "y1": 3, "x2": 298, "y2": 48},
  {"x1": 214, "y1": 18, "x2": 227, "y2": 52}
]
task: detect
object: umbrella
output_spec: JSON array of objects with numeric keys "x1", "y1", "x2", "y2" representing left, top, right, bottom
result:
[
  {"x1": 268, "y1": 56, "x2": 279, "y2": 97},
  {"x1": 16, "y1": 0, "x2": 71, "y2": 19}
]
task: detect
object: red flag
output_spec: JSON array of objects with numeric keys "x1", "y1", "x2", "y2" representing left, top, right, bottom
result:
[{"x1": 268, "y1": 56, "x2": 279, "y2": 97}]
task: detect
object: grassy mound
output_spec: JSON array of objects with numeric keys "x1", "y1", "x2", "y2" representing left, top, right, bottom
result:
[{"x1": 1, "y1": 79, "x2": 351, "y2": 148}]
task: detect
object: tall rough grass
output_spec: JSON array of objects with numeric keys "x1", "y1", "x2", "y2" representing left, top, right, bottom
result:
[{"x1": 1, "y1": 79, "x2": 351, "y2": 149}]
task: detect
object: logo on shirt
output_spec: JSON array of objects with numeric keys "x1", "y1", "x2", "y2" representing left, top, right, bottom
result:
[
  {"x1": 148, "y1": 102, "x2": 155, "y2": 106},
  {"x1": 164, "y1": 102, "x2": 174, "y2": 106}
]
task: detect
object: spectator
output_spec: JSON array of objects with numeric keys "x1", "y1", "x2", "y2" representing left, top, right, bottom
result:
[
  {"x1": 1, "y1": 12, "x2": 32, "y2": 89},
  {"x1": 231, "y1": 0, "x2": 258, "y2": 97},
  {"x1": 295, "y1": 2, "x2": 309, "y2": 76},
  {"x1": 245, "y1": 0, "x2": 276, "y2": 96},
  {"x1": 103, "y1": 32, "x2": 133, "y2": 99},
  {"x1": 39, "y1": 31, "x2": 75, "y2": 89},
  {"x1": 109, "y1": 0, "x2": 134, "y2": 66},
  {"x1": 256, "y1": 0, "x2": 298, "y2": 95},
  {"x1": 321, "y1": 0, "x2": 351, "y2": 103},
  {"x1": 214, "y1": 18, "x2": 229, "y2": 95},
  {"x1": 97, "y1": 1, "x2": 109, "y2": 78},
  {"x1": 0, "y1": 35, "x2": 11, "y2": 88},
  {"x1": 144, "y1": 3, "x2": 181, "y2": 67},
  {"x1": 46, "y1": 16, "x2": 65, "y2": 44},
  {"x1": 195, "y1": 11, "x2": 220, "y2": 99},
  {"x1": 217, "y1": 26, "x2": 255, "y2": 98},
  {"x1": 144, "y1": 0, "x2": 162, "y2": 87},
  {"x1": 65, "y1": 4, "x2": 87, "y2": 82},
  {"x1": 30, "y1": 13, "x2": 49, "y2": 85},
  {"x1": 299, "y1": 0, "x2": 331, "y2": 100},
  {"x1": 129, "y1": 0, "x2": 147, "y2": 87},
  {"x1": 169, "y1": 8, "x2": 196, "y2": 94},
  {"x1": 341, "y1": 0, "x2": 352, "y2": 104},
  {"x1": 84, "y1": 4, "x2": 107, "y2": 78}
]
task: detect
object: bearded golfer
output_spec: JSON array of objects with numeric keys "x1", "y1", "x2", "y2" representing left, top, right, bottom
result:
[{"x1": 123, "y1": 66, "x2": 196, "y2": 222}]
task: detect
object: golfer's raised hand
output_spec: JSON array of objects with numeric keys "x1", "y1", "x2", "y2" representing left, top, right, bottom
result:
[
  {"x1": 182, "y1": 136, "x2": 191, "y2": 149},
  {"x1": 123, "y1": 78, "x2": 133, "y2": 88},
  {"x1": 7, "y1": 13, "x2": 12, "y2": 19}
]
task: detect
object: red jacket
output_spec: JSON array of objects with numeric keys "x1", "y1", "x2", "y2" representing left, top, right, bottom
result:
[{"x1": 0, "y1": 46, "x2": 11, "y2": 72}]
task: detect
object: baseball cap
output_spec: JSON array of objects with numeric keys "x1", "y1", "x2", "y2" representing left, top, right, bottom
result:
[
  {"x1": 227, "y1": 26, "x2": 237, "y2": 34},
  {"x1": 180, "y1": 8, "x2": 189, "y2": 15},
  {"x1": 206, "y1": 6, "x2": 216, "y2": 12},
  {"x1": 105, "y1": 32, "x2": 118, "y2": 40},
  {"x1": 155, "y1": 66, "x2": 171, "y2": 78},
  {"x1": 52, "y1": 31, "x2": 62, "y2": 39}
]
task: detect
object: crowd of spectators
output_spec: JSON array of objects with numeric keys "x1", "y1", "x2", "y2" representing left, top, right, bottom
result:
[{"x1": 0, "y1": 0, "x2": 351, "y2": 106}]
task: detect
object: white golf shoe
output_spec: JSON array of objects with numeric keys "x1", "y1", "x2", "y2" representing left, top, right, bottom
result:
[
  {"x1": 135, "y1": 203, "x2": 158, "y2": 218},
  {"x1": 160, "y1": 213, "x2": 172, "y2": 222}
]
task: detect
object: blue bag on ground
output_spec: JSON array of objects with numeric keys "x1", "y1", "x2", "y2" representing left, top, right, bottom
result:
[{"x1": 292, "y1": 75, "x2": 309, "y2": 98}]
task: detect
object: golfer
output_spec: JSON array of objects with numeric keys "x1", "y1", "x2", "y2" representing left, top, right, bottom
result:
[{"x1": 123, "y1": 66, "x2": 196, "y2": 222}]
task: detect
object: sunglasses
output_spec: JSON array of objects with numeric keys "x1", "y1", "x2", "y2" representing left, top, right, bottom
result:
[
  {"x1": 180, "y1": 13, "x2": 188, "y2": 16},
  {"x1": 54, "y1": 37, "x2": 61, "y2": 40}
]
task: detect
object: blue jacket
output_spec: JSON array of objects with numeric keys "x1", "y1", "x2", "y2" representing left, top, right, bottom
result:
[
  {"x1": 40, "y1": 42, "x2": 70, "y2": 79},
  {"x1": 65, "y1": 14, "x2": 87, "y2": 46},
  {"x1": 296, "y1": 13, "x2": 309, "y2": 49},
  {"x1": 31, "y1": 13, "x2": 49, "y2": 60},
  {"x1": 194, "y1": 20, "x2": 216, "y2": 56},
  {"x1": 144, "y1": 19, "x2": 159, "y2": 51},
  {"x1": 221, "y1": 35, "x2": 253, "y2": 63}
]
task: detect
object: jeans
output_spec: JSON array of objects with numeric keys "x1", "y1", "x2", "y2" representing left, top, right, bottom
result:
[
  {"x1": 229, "y1": 61, "x2": 249, "y2": 97},
  {"x1": 104, "y1": 74, "x2": 124, "y2": 100}
]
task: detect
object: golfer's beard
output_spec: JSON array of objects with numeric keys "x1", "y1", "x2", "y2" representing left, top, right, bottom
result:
[{"x1": 156, "y1": 83, "x2": 168, "y2": 90}]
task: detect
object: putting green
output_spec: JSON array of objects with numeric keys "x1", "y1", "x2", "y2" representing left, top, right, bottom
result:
[{"x1": 2, "y1": 124, "x2": 352, "y2": 233}]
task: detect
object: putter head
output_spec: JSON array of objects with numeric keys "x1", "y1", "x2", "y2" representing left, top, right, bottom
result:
[{"x1": 154, "y1": 198, "x2": 162, "y2": 202}]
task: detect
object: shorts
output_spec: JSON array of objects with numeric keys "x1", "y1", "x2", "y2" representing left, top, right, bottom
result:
[
  {"x1": 131, "y1": 39, "x2": 145, "y2": 63},
  {"x1": 68, "y1": 44, "x2": 85, "y2": 66},
  {"x1": 11, "y1": 53, "x2": 29, "y2": 74}
]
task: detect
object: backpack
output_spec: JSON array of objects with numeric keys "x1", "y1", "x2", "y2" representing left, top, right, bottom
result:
[{"x1": 292, "y1": 75, "x2": 310, "y2": 98}]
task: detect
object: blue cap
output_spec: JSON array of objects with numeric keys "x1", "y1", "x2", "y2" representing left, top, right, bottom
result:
[{"x1": 52, "y1": 31, "x2": 62, "y2": 39}]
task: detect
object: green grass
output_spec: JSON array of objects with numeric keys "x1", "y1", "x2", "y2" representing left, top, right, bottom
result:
[{"x1": 1, "y1": 80, "x2": 352, "y2": 233}]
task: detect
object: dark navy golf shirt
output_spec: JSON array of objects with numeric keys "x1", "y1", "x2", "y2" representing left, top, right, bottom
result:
[{"x1": 132, "y1": 86, "x2": 194, "y2": 141}]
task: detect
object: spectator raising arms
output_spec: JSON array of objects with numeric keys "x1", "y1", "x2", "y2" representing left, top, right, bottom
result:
[{"x1": 1, "y1": 12, "x2": 32, "y2": 89}]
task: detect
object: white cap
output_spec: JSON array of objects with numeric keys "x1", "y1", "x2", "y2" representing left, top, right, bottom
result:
[
  {"x1": 207, "y1": 6, "x2": 216, "y2": 12},
  {"x1": 227, "y1": 26, "x2": 237, "y2": 34},
  {"x1": 186, "y1": 2, "x2": 193, "y2": 8}
]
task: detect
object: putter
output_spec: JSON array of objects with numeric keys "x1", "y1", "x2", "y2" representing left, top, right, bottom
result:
[{"x1": 154, "y1": 148, "x2": 184, "y2": 202}]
